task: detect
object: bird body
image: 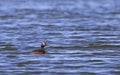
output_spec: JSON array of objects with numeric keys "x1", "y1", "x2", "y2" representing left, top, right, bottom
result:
[{"x1": 31, "y1": 42, "x2": 46, "y2": 54}]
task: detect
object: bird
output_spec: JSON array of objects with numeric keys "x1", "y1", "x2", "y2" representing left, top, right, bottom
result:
[{"x1": 31, "y1": 42, "x2": 47, "y2": 54}]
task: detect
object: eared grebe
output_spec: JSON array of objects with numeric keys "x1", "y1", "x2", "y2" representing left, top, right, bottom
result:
[{"x1": 31, "y1": 42, "x2": 46, "y2": 54}]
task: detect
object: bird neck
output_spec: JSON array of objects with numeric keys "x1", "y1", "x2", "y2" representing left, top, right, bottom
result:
[
  {"x1": 39, "y1": 46, "x2": 45, "y2": 51},
  {"x1": 41, "y1": 45, "x2": 45, "y2": 48}
]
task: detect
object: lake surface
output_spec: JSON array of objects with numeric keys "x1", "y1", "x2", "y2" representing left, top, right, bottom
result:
[{"x1": 0, "y1": 0, "x2": 120, "y2": 75}]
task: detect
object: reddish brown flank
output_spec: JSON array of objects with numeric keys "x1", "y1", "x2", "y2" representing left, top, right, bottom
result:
[{"x1": 31, "y1": 51, "x2": 45, "y2": 54}]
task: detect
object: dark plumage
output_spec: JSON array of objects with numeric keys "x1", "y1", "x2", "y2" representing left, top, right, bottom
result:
[{"x1": 31, "y1": 42, "x2": 46, "y2": 54}]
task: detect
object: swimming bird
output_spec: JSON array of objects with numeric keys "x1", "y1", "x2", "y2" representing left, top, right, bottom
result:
[{"x1": 31, "y1": 42, "x2": 47, "y2": 54}]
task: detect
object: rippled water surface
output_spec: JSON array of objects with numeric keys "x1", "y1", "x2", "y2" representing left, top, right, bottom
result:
[{"x1": 0, "y1": 0, "x2": 120, "y2": 75}]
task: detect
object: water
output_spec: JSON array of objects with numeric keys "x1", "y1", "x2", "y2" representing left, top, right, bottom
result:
[{"x1": 0, "y1": 0, "x2": 120, "y2": 75}]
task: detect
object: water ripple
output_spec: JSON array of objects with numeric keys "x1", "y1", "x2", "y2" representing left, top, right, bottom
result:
[{"x1": 0, "y1": 0, "x2": 120, "y2": 75}]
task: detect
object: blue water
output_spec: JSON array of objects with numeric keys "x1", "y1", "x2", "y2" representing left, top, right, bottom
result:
[{"x1": 0, "y1": 0, "x2": 120, "y2": 75}]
